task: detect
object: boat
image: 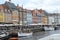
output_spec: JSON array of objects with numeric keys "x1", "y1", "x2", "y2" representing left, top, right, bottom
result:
[
  {"x1": 9, "y1": 37, "x2": 18, "y2": 40},
  {"x1": 44, "y1": 27, "x2": 54, "y2": 31},
  {"x1": 18, "y1": 32, "x2": 32, "y2": 37},
  {"x1": 8, "y1": 33, "x2": 18, "y2": 40},
  {"x1": 0, "y1": 32, "x2": 9, "y2": 38},
  {"x1": 18, "y1": 28, "x2": 33, "y2": 37},
  {"x1": 17, "y1": 3, "x2": 33, "y2": 37}
]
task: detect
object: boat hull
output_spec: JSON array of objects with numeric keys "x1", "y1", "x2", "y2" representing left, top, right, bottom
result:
[
  {"x1": 44, "y1": 27, "x2": 54, "y2": 31},
  {"x1": 18, "y1": 32, "x2": 32, "y2": 37}
]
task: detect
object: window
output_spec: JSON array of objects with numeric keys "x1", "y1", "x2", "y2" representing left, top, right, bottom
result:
[
  {"x1": 5, "y1": 9, "x2": 7, "y2": 12},
  {"x1": 1, "y1": 9, "x2": 3, "y2": 12},
  {"x1": 36, "y1": 13, "x2": 41, "y2": 17},
  {"x1": 37, "y1": 17, "x2": 41, "y2": 23},
  {"x1": 0, "y1": 9, "x2": 1, "y2": 12},
  {"x1": 27, "y1": 13, "x2": 32, "y2": 23},
  {"x1": 32, "y1": 14, "x2": 33, "y2": 16},
  {"x1": 8, "y1": 10, "x2": 10, "y2": 13}
]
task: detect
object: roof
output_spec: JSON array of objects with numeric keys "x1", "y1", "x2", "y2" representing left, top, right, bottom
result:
[
  {"x1": 5, "y1": 1, "x2": 17, "y2": 11},
  {"x1": 43, "y1": 10, "x2": 48, "y2": 16}
]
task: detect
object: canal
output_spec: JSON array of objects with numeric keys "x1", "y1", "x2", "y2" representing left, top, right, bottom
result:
[{"x1": 18, "y1": 30, "x2": 60, "y2": 40}]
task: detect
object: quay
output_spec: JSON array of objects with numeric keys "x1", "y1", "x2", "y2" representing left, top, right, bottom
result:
[{"x1": 0, "y1": 24, "x2": 60, "y2": 40}]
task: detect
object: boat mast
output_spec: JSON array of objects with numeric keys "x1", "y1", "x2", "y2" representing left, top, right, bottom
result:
[
  {"x1": 18, "y1": 4, "x2": 24, "y2": 32},
  {"x1": 22, "y1": 4, "x2": 24, "y2": 32}
]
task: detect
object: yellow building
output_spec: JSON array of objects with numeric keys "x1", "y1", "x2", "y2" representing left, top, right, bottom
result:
[
  {"x1": 41, "y1": 16, "x2": 48, "y2": 25},
  {"x1": 0, "y1": 4, "x2": 19, "y2": 24},
  {"x1": 0, "y1": 12, "x2": 5, "y2": 22}
]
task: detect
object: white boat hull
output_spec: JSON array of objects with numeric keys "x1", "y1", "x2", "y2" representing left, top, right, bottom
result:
[
  {"x1": 44, "y1": 27, "x2": 54, "y2": 31},
  {"x1": 18, "y1": 32, "x2": 32, "y2": 37}
]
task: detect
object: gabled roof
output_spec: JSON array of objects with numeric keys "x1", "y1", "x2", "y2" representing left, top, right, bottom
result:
[
  {"x1": 5, "y1": 1, "x2": 17, "y2": 11},
  {"x1": 43, "y1": 10, "x2": 48, "y2": 16}
]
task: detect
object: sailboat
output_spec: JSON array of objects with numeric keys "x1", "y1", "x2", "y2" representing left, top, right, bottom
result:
[
  {"x1": 18, "y1": 5, "x2": 33, "y2": 37},
  {"x1": 18, "y1": 32, "x2": 32, "y2": 37},
  {"x1": 18, "y1": 21, "x2": 33, "y2": 37},
  {"x1": 18, "y1": 25, "x2": 33, "y2": 37}
]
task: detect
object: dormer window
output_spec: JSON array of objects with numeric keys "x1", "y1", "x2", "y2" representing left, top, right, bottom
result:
[
  {"x1": 5, "y1": 9, "x2": 7, "y2": 12},
  {"x1": 8, "y1": 10, "x2": 10, "y2": 13},
  {"x1": 36, "y1": 13, "x2": 41, "y2": 17},
  {"x1": 0, "y1": 9, "x2": 1, "y2": 12},
  {"x1": 1, "y1": 9, "x2": 3, "y2": 12}
]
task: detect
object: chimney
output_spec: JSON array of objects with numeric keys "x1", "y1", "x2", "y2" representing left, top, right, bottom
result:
[
  {"x1": 9, "y1": 0, "x2": 11, "y2": 2},
  {"x1": 17, "y1": 4, "x2": 19, "y2": 7},
  {"x1": 17, "y1": 4, "x2": 19, "y2": 8},
  {"x1": 40, "y1": 9, "x2": 43, "y2": 13}
]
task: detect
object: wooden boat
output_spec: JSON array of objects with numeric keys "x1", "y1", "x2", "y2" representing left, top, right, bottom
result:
[
  {"x1": 8, "y1": 33, "x2": 18, "y2": 40},
  {"x1": 18, "y1": 28, "x2": 33, "y2": 37}
]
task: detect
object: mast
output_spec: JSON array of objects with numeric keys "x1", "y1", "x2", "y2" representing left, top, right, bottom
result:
[
  {"x1": 18, "y1": 4, "x2": 24, "y2": 32},
  {"x1": 22, "y1": 4, "x2": 24, "y2": 32},
  {"x1": 22, "y1": 4, "x2": 24, "y2": 26}
]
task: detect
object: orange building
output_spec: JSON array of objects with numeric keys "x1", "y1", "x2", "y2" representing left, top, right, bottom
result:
[{"x1": 31, "y1": 9, "x2": 48, "y2": 25}]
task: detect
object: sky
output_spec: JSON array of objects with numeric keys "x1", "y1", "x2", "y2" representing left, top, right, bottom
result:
[{"x1": 0, "y1": 0, "x2": 60, "y2": 13}]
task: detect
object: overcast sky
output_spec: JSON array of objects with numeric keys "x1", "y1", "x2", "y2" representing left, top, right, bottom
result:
[{"x1": 0, "y1": 0, "x2": 60, "y2": 13}]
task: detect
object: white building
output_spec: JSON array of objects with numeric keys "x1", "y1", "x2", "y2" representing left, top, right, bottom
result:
[
  {"x1": 48, "y1": 16, "x2": 54, "y2": 25},
  {"x1": 48, "y1": 13, "x2": 60, "y2": 25}
]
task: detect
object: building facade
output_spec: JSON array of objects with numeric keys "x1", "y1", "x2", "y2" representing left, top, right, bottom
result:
[
  {"x1": 0, "y1": 1, "x2": 19, "y2": 24},
  {"x1": 26, "y1": 10, "x2": 32, "y2": 25},
  {"x1": 0, "y1": 1, "x2": 48, "y2": 25},
  {"x1": 12, "y1": 10, "x2": 19, "y2": 24},
  {"x1": 31, "y1": 9, "x2": 48, "y2": 25},
  {"x1": 48, "y1": 13, "x2": 60, "y2": 25}
]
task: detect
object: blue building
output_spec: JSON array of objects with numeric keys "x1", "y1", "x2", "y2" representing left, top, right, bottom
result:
[{"x1": 26, "y1": 12, "x2": 32, "y2": 24}]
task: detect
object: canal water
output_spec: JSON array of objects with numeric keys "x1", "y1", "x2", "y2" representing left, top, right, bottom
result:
[{"x1": 18, "y1": 30, "x2": 60, "y2": 40}]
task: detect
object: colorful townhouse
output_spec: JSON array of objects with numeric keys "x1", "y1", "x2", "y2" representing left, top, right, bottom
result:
[
  {"x1": 31, "y1": 9, "x2": 48, "y2": 25},
  {"x1": 0, "y1": 0, "x2": 48, "y2": 25},
  {"x1": 0, "y1": 1, "x2": 19, "y2": 24}
]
